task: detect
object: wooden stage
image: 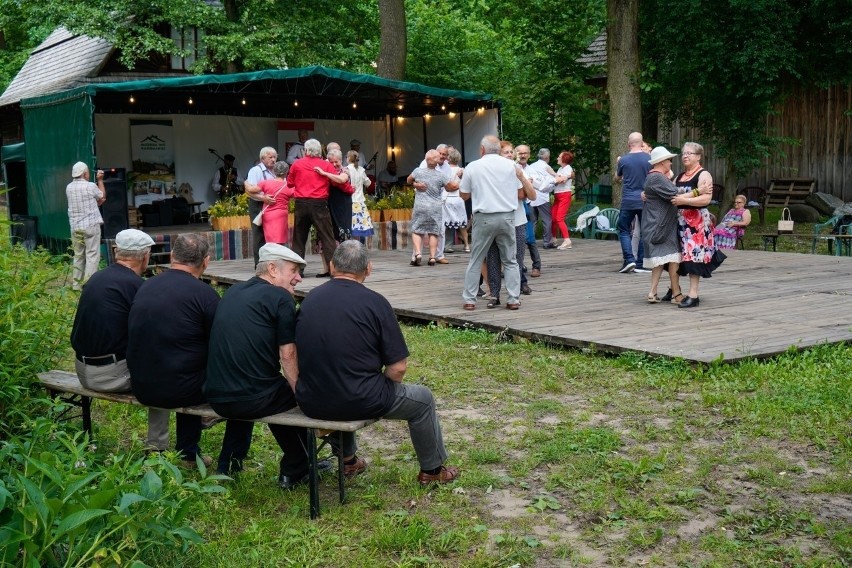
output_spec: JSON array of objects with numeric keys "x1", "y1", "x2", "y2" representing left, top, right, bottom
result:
[{"x1": 203, "y1": 238, "x2": 852, "y2": 364}]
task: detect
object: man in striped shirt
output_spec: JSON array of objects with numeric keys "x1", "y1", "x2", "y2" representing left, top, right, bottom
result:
[{"x1": 66, "y1": 162, "x2": 105, "y2": 290}]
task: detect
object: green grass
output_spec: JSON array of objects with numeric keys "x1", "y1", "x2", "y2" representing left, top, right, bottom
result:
[{"x1": 62, "y1": 323, "x2": 849, "y2": 567}]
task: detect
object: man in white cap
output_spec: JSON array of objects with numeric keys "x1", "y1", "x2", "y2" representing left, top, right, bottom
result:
[
  {"x1": 204, "y1": 243, "x2": 330, "y2": 486},
  {"x1": 66, "y1": 161, "x2": 106, "y2": 289},
  {"x1": 70, "y1": 229, "x2": 169, "y2": 452}
]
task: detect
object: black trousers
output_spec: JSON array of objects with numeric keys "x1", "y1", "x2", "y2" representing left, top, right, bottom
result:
[
  {"x1": 210, "y1": 384, "x2": 308, "y2": 476},
  {"x1": 249, "y1": 199, "x2": 265, "y2": 266},
  {"x1": 291, "y1": 198, "x2": 338, "y2": 267}
]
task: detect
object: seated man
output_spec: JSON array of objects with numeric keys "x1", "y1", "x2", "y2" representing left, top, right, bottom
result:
[
  {"x1": 70, "y1": 229, "x2": 169, "y2": 452},
  {"x1": 127, "y1": 233, "x2": 234, "y2": 466},
  {"x1": 295, "y1": 240, "x2": 460, "y2": 486},
  {"x1": 204, "y1": 243, "x2": 330, "y2": 486}
]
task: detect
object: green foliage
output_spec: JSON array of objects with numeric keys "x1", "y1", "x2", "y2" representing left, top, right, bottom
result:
[
  {"x1": 0, "y1": 224, "x2": 76, "y2": 436},
  {"x1": 206, "y1": 193, "x2": 249, "y2": 218},
  {"x1": 0, "y1": 411, "x2": 225, "y2": 566},
  {"x1": 368, "y1": 186, "x2": 415, "y2": 210},
  {"x1": 639, "y1": 0, "x2": 850, "y2": 183}
]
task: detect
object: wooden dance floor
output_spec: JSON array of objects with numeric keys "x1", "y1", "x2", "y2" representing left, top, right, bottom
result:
[{"x1": 204, "y1": 238, "x2": 852, "y2": 364}]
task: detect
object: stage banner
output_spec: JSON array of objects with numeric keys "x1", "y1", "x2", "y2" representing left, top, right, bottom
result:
[{"x1": 130, "y1": 119, "x2": 177, "y2": 205}]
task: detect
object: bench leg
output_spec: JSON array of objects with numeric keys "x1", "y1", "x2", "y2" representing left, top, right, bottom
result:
[
  {"x1": 337, "y1": 431, "x2": 346, "y2": 504},
  {"x1": 307, "y1": 429, "x2": 320, "y2": 519},
  {"x1": 46, "y1": 388, "x2": 93, "y2": 436}
]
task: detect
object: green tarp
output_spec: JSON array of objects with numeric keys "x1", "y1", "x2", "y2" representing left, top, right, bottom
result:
[{"x1": 21, "y1": 91, "x2": 95, "y2": 242}]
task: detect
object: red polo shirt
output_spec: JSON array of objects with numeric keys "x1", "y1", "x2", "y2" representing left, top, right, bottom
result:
[{"x1": 287, "y1": 156, "x2": 336, "y2": 199}]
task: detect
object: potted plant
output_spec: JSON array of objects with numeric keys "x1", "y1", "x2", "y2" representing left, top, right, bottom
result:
[
  {"x1": 371, "y1": 186, "x2": 414, "y2": 222},
  {"x1": 208, "y1": 194, "x2": 250, "y2": 231}
]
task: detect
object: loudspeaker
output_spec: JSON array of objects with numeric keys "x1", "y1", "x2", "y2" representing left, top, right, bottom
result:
[{"x1": 100, "y1": 168, "x2": 129, "y2": 239}]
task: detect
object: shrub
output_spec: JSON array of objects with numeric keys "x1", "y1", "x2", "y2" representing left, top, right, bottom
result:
[
  {"x1": 0, "y1": 410, "x2": 226, "y2": 567},
  {"x1": 0, "y1": 223, "x2": 77, "y2": 436}
]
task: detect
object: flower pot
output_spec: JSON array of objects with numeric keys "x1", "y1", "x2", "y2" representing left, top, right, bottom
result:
[{"x1": 211, "y1": 215, "x2": 251, "y2": 231}]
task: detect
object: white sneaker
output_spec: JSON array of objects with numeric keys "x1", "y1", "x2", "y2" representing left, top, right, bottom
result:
[{"x1": 557, "y1": 240, "x2": 572, "y2": 250}]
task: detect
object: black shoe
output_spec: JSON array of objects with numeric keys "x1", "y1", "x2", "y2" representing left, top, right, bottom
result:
[
  {"x1": 660, "y1": 288, "x2": 673, "y2": 302},
  {"x1": 487, "y1": 298, "x2": 501, "y2": 308},
  {"x1": 619, "y1": 262, "x2": 636, "y2": 273},
  {"x1": 315, "y1": 272, "x2": 331, "y2": 278},
  {"x1": 477, "y1": 287, "x2": 486, "y2": 297},
  {"x1": 678, "y1": 296, "x2": 700, "y2": 308},
  {"x1": 543, "y1": 243, "x2": 558, "y2": 249},
  {"x1": 277, "y1": 459, "x2": 333, "y2": 489},
  {"x1": 521, "y1": 285, "x2": 532, "y2": 295}
]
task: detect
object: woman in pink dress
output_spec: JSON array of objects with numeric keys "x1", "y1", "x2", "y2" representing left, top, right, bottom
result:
[{"x1": 247, "y1": 161, "x2": 294, "y2": 245}]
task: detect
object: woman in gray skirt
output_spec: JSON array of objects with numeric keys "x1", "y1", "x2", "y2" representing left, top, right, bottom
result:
[{"x1": 642, "y1": 147, "x2": 683, "y2": 303}]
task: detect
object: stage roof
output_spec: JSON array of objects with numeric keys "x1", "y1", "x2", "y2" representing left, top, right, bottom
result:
[{"x1": 20, "y1": 65, "x2": 499, "y2": 120}]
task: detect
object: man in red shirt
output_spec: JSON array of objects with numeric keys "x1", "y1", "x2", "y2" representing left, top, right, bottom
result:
[{"x1": 287, "y1": 138, "x2": 339, "y2": 273}]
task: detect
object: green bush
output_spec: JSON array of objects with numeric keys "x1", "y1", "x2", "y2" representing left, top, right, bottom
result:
[
  {"x1": 0, "y1": 410, "x2": 227, "y2": 567},
  {"x1": 0, "y1": 224, "x2": 76, "y2": 435}
]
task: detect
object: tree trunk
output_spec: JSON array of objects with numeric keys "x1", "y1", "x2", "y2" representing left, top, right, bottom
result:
[
  {"x1": 376, "y1": 0, "x2": 406, "y2": 80},
  {"x1": 222, "y1": 0, "x2": 240, "y2": 73},
  {"x1": 606, "y1": 0, "x2": 642, "y2": 207}
]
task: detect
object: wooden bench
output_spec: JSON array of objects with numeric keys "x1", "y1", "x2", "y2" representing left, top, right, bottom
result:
[
  {"x1": 38, "y1": 370, "x2": 376, "y2": 519},
  {"x1": 757, "y1": 232, "x2": 852, "y2": 255},
  {"x1": 763, "y1": 178, "x2": 816, "y2": 222}
]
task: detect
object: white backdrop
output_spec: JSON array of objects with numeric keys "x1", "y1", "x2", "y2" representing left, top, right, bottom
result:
[{"x1": 95, "y1": 109, "x2": 499, "y2": 209}]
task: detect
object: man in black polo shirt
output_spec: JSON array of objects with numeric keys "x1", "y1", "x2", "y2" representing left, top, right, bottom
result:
[
  {"x1": 127, "y1": 233, "x2": 229, "y2": 466},
  {"x1": 204, "y1": 243, "x2": 330, "y2": 487},
  {"x1": 71, "y1": 229, "x2": 169, "y2": 451},
  {"x1": 295, "y1": 240, "x2": 460, "y2": 486}
]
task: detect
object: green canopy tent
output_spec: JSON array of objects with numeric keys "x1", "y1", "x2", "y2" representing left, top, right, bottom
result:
[{"x1": 18, "y1": 66, "x2": 499, "y2": 249}]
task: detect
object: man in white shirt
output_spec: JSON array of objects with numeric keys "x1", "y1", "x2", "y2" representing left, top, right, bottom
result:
[
  {"x1": 459, "y1": 135, "x2": 535, "y2": 311},
  {"x1": 525, "y1": 148, "x2": 561, "y2": 249},
  {"x1": 66, "y1": 162, "x2": 106, "y2": 290},
  {"x1": 245, "y1": 147, "x2": 278, "y2": 266}
]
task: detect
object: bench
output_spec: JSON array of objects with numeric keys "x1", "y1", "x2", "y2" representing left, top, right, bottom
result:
[
  {"x1": 757, "y1": 232, "x2": 852, "y2": 255},
  {"x1": 763, "y1": 178, "x2": 816, "y2": 224},
  {"x1": 37, "y1": 370, "x2": 376, "y2": 519}
]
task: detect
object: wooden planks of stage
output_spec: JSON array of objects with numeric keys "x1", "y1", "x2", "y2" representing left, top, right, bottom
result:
[{"x1": 204, "y1": 238, "x2": 852, "y2": 364}]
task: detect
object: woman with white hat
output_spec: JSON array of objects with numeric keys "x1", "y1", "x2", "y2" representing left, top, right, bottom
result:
[{"x1": 642, "y1": 147, "x2": 683, "y2": 303}]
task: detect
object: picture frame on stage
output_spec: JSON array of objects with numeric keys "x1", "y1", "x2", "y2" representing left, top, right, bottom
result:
[{"x1": 133, "y1": 180, "x2": 150, "y2": 195}]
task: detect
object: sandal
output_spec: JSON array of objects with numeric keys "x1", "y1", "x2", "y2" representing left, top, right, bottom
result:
[
  {"x1": 410, "y1": 254, "x2": 422, "y2": 267},
  {"x1": 427, "y1": 258, "x2": 437, "y2": 266},
  {"x1": 487, "y1": 298, "x2": 501, "y2": 309},
  {"x1": 661, "y1": 288, "x2": 673, "y2": 302},
  {"x1": 463, "y1": 247, "x2": 471, "y2": 253},
  {"x1": 671, "y1": 292, "x2": 685, "y2": 304},
  {"x1": 647, "y1": 294, "x2": 660, "y2": 304}
]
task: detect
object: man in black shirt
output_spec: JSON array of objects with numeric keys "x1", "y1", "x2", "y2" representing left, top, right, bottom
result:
[
  {"x1": 71, "y1": 229, "x2": 169, "y2": 451},
  {"x1": 204, "y1": 243, "x2": 330, "y2": 487},
  {"x1": 127, "y1": 233, "x2": 233, "y2": 466},
  {"x1": 296, "y1": 240, "x2": 459, "y2": 486}
]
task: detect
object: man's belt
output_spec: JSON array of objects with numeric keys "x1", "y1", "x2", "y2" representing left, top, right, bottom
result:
[{"x1": 77, "y1": 353, "x2": 124, "y2": 367}]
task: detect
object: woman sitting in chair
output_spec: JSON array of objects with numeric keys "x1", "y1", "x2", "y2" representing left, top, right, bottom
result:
[{"x1": 712, "y1": 194, "x2": 751, "y2": 249}]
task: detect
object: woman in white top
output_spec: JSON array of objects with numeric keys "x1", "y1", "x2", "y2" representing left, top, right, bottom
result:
[
  {"x1": 346, "y1": 150, "x2": 375, "y2": 240},
  {"x1": 552, "y1": 150, "x2": 575, "y2": 250},
  {"x1": 442, "y1": 148, "x2": 469, "y2": 251}
]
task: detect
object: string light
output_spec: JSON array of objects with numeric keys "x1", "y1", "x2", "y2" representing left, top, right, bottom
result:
[
  {"x1": 397, "y1": 104, "x2": 403, "y2": 110},
  {"x1": 294, "y1": 100, "x2": 299, "y2": 107},
  {"x1": 241, "y1": 97, "x2": 247, "y2": 106},
  {"x1": 441, "y1": 105, "x2": 446, "y2": 111},
  {"x1": 129, "y1": 95, "x2": 135, "y2": 104},
  {"x1": 188, "y1": 97, "x2": 194, "y2": 105},
  {"x1": 352, "y1": 102, "x2": 357, "y2": 109}
]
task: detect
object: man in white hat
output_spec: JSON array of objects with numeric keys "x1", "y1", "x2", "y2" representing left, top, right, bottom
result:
[
  {"x1": 66, "y1": 162, "x2": 106, "y2": 289},
  {"x1": 70, "y1": 229, "x2": 170, "y2": 452},
  {"x1": 204, "y1": 243, "x2": 330, "y2": 486}
]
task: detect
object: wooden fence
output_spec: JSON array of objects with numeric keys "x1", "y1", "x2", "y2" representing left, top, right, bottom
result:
[{"x1": 661, "y1": 84, "x2": 851, "y2": 201}]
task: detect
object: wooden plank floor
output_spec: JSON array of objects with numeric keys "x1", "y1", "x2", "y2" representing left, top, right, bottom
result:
[{"x1": 204, "y1": 238, "x2": 852, "y2": 364}]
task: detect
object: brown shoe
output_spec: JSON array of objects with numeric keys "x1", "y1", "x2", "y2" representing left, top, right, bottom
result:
[
  {"x1": 343, "y1": 456, "x2": 367, "y2": 478},
  {"x1": 417, "y1": 465, "x2": 460, "y2": 486},
  {"x1": 436, "y1": 258, "x2": 449, "y2": 264},
  {"x1": 506, "y1": 302, "x2": 520, "y2": 310},
  {"x1": 531, "y1": 268, "x2": 541, "y2": 277},
  {"x1": 462, "y1": 303, "x2": 476, "y2": 311},
  {"x1": 181, "y1": 454, "x2": 214, "y2": 468}
]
